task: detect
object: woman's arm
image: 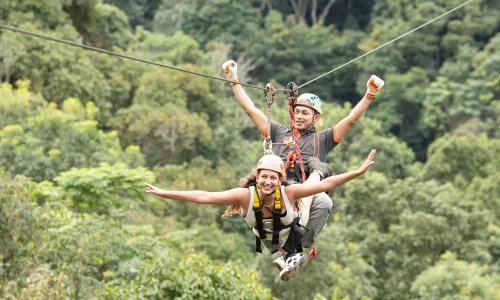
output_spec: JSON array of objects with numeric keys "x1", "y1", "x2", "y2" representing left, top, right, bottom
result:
[
  {"x1": 145, "y1": 184, "x2": 248, "y2": 206},
  {"x1": 285, "y1": 149, "x2": 376, "y2": 201}
]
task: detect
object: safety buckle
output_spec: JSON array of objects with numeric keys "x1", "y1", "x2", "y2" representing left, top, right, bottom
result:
[
  {"x1": 287, "y1": 82, "x2": 298, "y2": 106},
  {"x1": 264, "y1": 83, "x2": 276, "y2": 107},
  {"x1": 263, "y1": 137, "x2": 273, "y2": 155}
]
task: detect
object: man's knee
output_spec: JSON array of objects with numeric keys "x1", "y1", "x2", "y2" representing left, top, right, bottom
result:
[
  {"x1": 301, "y1": 207, "x2": 331, "y2": 248},
  {"x1": 312, "y1": 192, "x2": 334, "y2": 210}
]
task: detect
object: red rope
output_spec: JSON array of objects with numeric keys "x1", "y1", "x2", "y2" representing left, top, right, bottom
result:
[{"x1": 284, "y1": 97, "x2": 307, "y2": 183}]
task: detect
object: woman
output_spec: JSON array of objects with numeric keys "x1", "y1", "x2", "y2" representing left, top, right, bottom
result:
[{"x1": 145, "y1": 149, "x2": 376, "y2": 280}]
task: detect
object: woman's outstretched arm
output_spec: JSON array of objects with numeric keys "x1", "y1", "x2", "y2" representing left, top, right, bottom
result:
[
  {"x1": 286, "y1": 149, "x2": 376, "y2": 201},
  {"x1": 145, "y1": 184, "x2": 248, "y2": 206}
]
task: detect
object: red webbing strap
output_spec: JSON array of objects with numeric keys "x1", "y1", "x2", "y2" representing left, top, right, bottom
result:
[{"x1": 284, "y1": 96, "x2": 306, "y2": 183}]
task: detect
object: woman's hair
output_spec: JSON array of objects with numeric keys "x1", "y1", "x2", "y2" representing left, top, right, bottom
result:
[{"x1": 221, "y1": 168, "x2": 301, "y2": 218}]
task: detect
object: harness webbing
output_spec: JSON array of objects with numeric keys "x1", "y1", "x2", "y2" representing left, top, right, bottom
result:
[
  {"x1": 253, "y1": 188, "x2": 267, "y2": 240},
  {"x1": 284, "y1": 82, "x2": 307, "y2": 183},
  {"x1": 263, "y1": 83, "x2": 276, "y2": 154},
  {"x1": 272, "y1": 187, "x2": 282, "y2": 245},
  {"x1": 253, "y1": 186, "x2": 287, "y2": 253}
]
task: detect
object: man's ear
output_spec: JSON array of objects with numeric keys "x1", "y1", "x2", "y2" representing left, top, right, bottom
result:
[{"x1": 314, "y1": 113, "x2": 321, "y2": 122}]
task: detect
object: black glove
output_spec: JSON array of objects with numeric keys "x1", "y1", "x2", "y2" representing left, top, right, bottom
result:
[{"x1": 306, "y1": 157, "x2": 332, "y2": 180}]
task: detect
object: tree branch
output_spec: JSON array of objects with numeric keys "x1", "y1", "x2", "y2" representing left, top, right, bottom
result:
[
  {"x1": 311, "y1": 0, "x2": 318, "y2": 26},
  {"x1": 318, "y1": 0, "x2": 338, "y2": 25}
]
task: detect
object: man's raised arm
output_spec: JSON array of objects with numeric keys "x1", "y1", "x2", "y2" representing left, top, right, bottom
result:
[
  {"x1": 223, "y1": 60, "x2": 268, "y2": 136},
  {"x1": 333, "y1": 75, "x2": 385, "y2": 142}
]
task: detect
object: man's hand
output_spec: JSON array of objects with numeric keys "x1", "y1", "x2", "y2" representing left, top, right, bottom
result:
[
  {"x1": 356, "y1": 149, "x2": 376, "y2": 175},
  {"x1": 222, "y1": 60, "x2": 238, "y2": 81},
  {"x1": 366, "y1": 75, "x2": 385, "y2": 97}
]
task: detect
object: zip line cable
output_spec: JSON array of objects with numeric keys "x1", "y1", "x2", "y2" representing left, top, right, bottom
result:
[
  {"x1": 0, "y1": 0, "x2": 476, "y2": 93},
  {"x1": 0, "y1": 24, "x2": 267, "y2": 91},
  {"x1": 297, "y1": 0, "x2": 476, "y2": 89}
]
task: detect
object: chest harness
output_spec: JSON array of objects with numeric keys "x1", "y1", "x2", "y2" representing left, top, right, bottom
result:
[{"x1": 252, "y1": 185, "x2": 307, "y2": 254}]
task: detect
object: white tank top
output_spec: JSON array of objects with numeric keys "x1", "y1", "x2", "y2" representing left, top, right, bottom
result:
[{"x1": 242, "y1": 186, "x2": 297, "y2": 243}]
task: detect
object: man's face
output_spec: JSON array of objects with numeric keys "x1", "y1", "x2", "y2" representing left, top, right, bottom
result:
[
  {"x1": 294, "y1": 105, "x2": 319, "y2": 131},
  {"x1": 257, "y1": 169, "x2": 282, "y2": 195}
]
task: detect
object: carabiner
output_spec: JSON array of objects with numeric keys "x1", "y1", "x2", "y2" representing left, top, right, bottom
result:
[
  {"x1": 264, "y1": 83, "x2": 276, "y2": 107},
  {"x1": 287, "y1": 82, "x2": 298, "y2": 107},
  {"x1": 262, "y1": 137, "x2": 273, "y2": 155}
]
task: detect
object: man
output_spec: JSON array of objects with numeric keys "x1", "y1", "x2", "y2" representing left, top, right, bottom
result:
[{"x1": 222, "y1": 60, "x2": 384, "y2": 269}]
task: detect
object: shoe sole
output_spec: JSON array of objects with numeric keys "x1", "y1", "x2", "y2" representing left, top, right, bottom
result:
[
  {"x1": 273, "y1": 260, "x2": 284, "y2": 272},
  {"x1": 280, "y1": 255, "x2": 310, "y2": 281}
]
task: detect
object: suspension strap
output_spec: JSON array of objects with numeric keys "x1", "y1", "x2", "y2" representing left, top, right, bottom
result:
[
  {"x1": 263, "y1": 83, "x2": 276, "y2": 154},
  {"x1": 272, "y1": 187, "x2": 282, "y2": 245},
  {"x1": 284, "y1": 82, "x2": 306, "y2": 183},
  {"x1": 253, "y1": 187, "x2": 267, "y2": 241},
  {"x1": 253, "y1": 186, "x2": 285, "y2": 252}
]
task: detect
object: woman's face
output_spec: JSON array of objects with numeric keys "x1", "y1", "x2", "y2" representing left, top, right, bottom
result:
[{"x1": 257, "y1": 169, "x2": 282, "y2": 195}]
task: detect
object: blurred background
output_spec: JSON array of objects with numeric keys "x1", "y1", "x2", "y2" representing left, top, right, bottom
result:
[{"x1": 0, "y1": 0, "x2": 499, "y2": 299}]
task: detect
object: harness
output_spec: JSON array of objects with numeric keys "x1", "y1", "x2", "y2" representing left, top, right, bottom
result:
[
  {"x1": 252, "y1": 185, "x2": 307, "y2": 254},
  {"x1": 255, "y1": 83, "x2": 311, "y2": 255},
  {"x1": 285, "y1": 82, "x2": 307, "y2": 183}
]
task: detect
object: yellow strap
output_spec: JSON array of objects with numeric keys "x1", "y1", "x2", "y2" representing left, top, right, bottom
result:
[
  {"x1": 274, "y1": 187, "x2": 281, "y2": 210},
  {"x1": 255, "y1": 186, "x2": 282, "y2": 210},
  {"x1": 253, "y1": 187, "x2": 260, "y2": 209}
]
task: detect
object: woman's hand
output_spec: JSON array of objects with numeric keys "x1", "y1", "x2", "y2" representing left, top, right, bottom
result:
[
  {"x1": 356, "y1": 149, "x2": 376, "y2": 175},
  {"x1": 144, "y1": 183, "x2": 164, "y2": 197}
]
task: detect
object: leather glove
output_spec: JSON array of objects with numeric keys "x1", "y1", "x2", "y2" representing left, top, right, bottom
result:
[
  {"x1": 366, "y1": 75, "x2": 385, "y2": 98},
  {"x1": 222, "y1": 60, "x2": 238, "y2": 81}
]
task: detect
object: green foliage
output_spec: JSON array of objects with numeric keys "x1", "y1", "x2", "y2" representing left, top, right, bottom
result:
[
  {"x1": 153, "y1": 0, "x2": 262, "y2": 53},
  {"x1": 55, "y1": 163, "x2": 155, "y2": 214},
  {"x1": 410, "y1": 251, "x2": 500, "y2": 299},
  {"x1": 0, "y1": 173, "x2": 271, "y2": 299},
  {"x1": 188, "y1": 224, "x2": 255, "y2": 265},
  {"x1": 0, "y1": 31, "x2": 26, "y2": 82},
  {"x1": 152, "y1": 156, "x2": 237, "y2": 226},
  {"x1": 129, "y1": 27, "x2": 205, "y2": 64},
  {"x1": 107, "y1": 249, "x2": 271, "y2": 299},
  {"x1": 2, "y1": 0, "x2": 500, "y2": 299},
  {"x1": 248, "y1": 11, "x2": 365, "y2": 99},
  {"x1": 84, "y1": 3, "x2": 134, "y2": 50},
  {"x1": 320, "y1": 102, "x2": 416, "y2": 179},
  {"x1": 421, "y1": 134, "x2": 493, "y2": 184},
  {"x1": 105, "y1": 0, "x2": 162, "y2": 30},
  {"x1": 0, "y1": 0, "x2": 71, "y2": 29},
  {"x1": 0, "y1": 80, "x2": 45, "y2": 128},
  {"x1": 0, "y1": 95, "x2": 145, "y2": 182}
]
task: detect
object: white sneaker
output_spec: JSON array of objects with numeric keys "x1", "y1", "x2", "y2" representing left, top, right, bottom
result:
[
  {"x1": 272, "y1": 255, "x2": 285, "y2": 272},
  {"x1": 279, "y1": 253, "x2": 310, "y2": 281}
]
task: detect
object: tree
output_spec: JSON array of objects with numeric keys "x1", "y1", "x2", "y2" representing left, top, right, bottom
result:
[
  {"x1": 0, "y1": 80, "x2": 45, "y2": 129},
  {"x1": 0, "y1": 32, "x2": 25, "y2": 83},
  {"x1": 421, "y1": 134, "x2": 493, "y2": 184},
  {"x1": 55, "y1": 163, "x2": 155, "y2": 214},
  {"x1": 153, "y1": 0, "x2": 262, "y2": 54},
  {"x1": 411, "y1": 252, "x2": 500, "y2": 299},
  {"x1": 0, "y1": 96, "x2": 145, "y2": 182}
]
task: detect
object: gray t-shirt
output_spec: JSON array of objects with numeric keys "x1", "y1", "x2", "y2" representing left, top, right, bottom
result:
[{"x1": 270, "y1": 121, "x2": 339, "y2": 182}]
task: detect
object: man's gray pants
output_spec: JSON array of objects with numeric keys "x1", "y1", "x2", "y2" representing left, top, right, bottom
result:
[{"x1": 300, "y1": 192, "x2": 337, "y2": 248}]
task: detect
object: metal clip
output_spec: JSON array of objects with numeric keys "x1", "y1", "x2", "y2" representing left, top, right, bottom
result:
[
  {"x1": 287, "y1": 82, "x2": 298, "y2": 107},
  {"x1": 263, "y1": 137, "x2": 273, "y2": 155},
  {"x1": 264, "y1": 83, "x2": 276, "y2": 107}
]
